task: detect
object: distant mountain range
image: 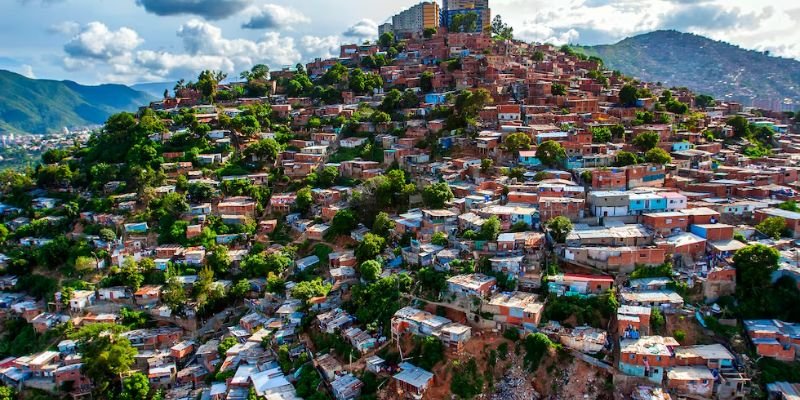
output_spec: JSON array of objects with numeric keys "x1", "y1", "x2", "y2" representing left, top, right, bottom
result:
[
  {"x1": 574, "y1": 30, "x2": 800, "y2": 109},
  {"x1": 131, "y1": 81, "x2": 174, "y2": 100},
  {"x1": 0, "y1": 70, "x2": 154, "y2": 135}
]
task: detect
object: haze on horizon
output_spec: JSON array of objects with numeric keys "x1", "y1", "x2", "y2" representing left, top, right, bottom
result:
[{"x1": 0, "y1": 0, "x2": 795, "y2": 85}]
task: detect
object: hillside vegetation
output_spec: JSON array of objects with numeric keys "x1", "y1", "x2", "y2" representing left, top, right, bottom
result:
[
  {"x1": 574, "y1": 30, "x2": 800, "y2": 105},
  {"x1": 0, "y1": 70, "x2": 153, "y2": 134}
]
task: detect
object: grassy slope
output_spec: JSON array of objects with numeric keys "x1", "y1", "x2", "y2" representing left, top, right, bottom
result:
[{"x1": 0, "y1": 70, "x2": 154, "y2": 134}]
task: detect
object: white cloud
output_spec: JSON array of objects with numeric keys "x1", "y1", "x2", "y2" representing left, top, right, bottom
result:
[
  {"x1": 301, "y1": 35, "x2": 341, "y2": 60},
  {"x1": 175, "y1": 19, "x2": 300, "y2": 66},
  {"x1": 342, "y1": 19, "x2": 378, "y2": 41},
  {"x1": 62, "y1": 19, "x2": 303, "y2": 83},
  {"x1": 63, "y1": 22, "x2": 143, "y2": 61},
  {"x1": 242, "y1": 4, "x2": 310, "y2": 30},
  {"x1": 47, "y1": 20, "x2": 80, "y2": 35},
  {"x1": 18, "y1": 64, "x2": 36, "y2": 79}
]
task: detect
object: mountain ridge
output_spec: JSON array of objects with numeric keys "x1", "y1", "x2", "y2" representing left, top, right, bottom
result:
[
  {"x1": 574, "y1": 30, "x2": 800, "y2": 109},
  {"x1": 0, "y1": 70, "x2": 155, "y2": 135}
]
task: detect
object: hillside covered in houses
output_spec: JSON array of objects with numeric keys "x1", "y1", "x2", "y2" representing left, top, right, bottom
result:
[{"x1": 0, "y1": 4, "x2": 800, "y2": 400}]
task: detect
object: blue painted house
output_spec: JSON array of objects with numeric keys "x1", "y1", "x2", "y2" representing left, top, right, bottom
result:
[
  {"x1": 672, "y1": 141, "x2": 692, "y2": 151},
  {"x1": 425, "y1": 93, "x2": 447, "y2": 105},
  {"x1": 628, "y1": 192, "x2": 667, "y2": 215},
  {"x1": 518, "y1": 151, "x2": 541, "y2": 167}
]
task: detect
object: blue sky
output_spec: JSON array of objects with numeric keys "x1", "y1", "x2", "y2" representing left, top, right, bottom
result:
[{"x1": 0, "y1": 0, "x2": 795, "y2": 85}]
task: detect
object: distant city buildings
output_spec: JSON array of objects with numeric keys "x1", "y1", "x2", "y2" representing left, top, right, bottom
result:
[
  {"x1": 383, "y1": 1, "x2": 441, "y2": 37},
  {"x1": 442, "y1": 0, "x2": 491, "y2": 32}
]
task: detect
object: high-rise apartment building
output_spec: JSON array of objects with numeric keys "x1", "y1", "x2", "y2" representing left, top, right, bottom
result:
[
  {"x1": 389, "y1": 1, "x2": 441, "y2": 36},
  {"x1": 442, "y1": 0, "x2": 491, "y2": 33}
]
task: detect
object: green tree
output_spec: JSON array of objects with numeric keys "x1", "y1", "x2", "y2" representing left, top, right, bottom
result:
[
  {"x1": 206, "y1": 244, "x2": 231, "y2": 275},
  {"x1": 619, "y1": 84, "x2": 639, "y2": 106},
  {"x1": 650, "y1": 308, "x2": 665, "y2": 333},
  {"x1": 70, "y1": 324, "x2": 137, "y2": 394},
  {"x1": 726, "y1": 115, "x2": 750, "y2": 138},
  {"x1": 632, "y1": 132, "x2": 660, "y2": 151},
  {"x1": 756, "y1": 216, "x2": 787, "y2": 239},
  {"x1": 450, "y1": 358, "x2": 484, "y2": 399},
  {"x1": 420, "y1": 71, "x2": 434, "y2": 93},
  {"x1": 74, "y1": 256, "x2": 97, "y2": 275},
  {"x1": 359, "y1": 260, "x2": 382, "y2": 282},
  {"x1": 422, "y1": 182, "x2": 454, "y2": 209},
  {"x1": 777, "y1": 201, "x2": 800, "y2": 212},
  {"x1": 317, "y1": 166, "x2": 339, "y2": 188},
  {"x1": 291, "y1": 278, "x2": 332, "y2": 303},
  {"x1": 511, "y1": 220, "x2": 529, "y2": 232},
  {"x1": 449, "y1": 11, "x2": 478, "y2": 32},
  {"x1": 244, "y1": 138, "x2": 280, "y2": 163},
  {"x1": 379, "y1": 32, "x2": 394, "y2": 48},
  {"x1": 546, "y1": 216, "x2": 573, "y2": 243},
  {"x1": 504, "y1": 132, "x2": 532, "y2": 156},
  {"x1": 591, "y1": 127, "x2": 612, "y2": 143},
  {"x1": 480, "y1": 158, "x2": 493, "y2": 173},
  {"x1": 423, "y1": 27, "x2": 437, "y2": 38},
  {"x1": 355, "y1": 233, "x2": 387, "y2": 262},
  {"x1": 645, "y1": 147, "x2": 672, "y2": 164},
  {"x1": 161, "y1": 277, "x2": 187, "y2": 313},
  {"x1": 371, "y1": 212, "x2": 395, "y2": 238},
  {"x1": 218, "y1": 336, "x2": 237, "y2": 358},
  {"x1": 431, "y1": 231, "x2": 448, "y2": 246},
  {"x1": 610, "y1": 124, "x2": 625, "y2": 139},
  {"x1": 522, "y1": 333, "x2": 555, "y2": 371},
  {"x1": 196, "y1": 70, "x2": 227, "y2": 101},
  {"x1": 371, "y1": 111, "x2": 391, "y2": 124},
  {"x1": 98, "y1": 228, "x2": 116, "y2": 242},
  {"x1": 231, "y1": 279, "x2": 251, "y2": 300},
  {"x1": 551, "y1": 83, "x2": 567, "y2": 96},
  {"x1": 490, "y1": 14, "x2": 513, "y2": 40},
  {"x1": 615, "y1": 151, "x2": 639, "y2": 166},
  {"x1": 695, "y1": 94, "x2": 715, "y2": 109},
  {"x1": 120, "y1": 372, "x2": 151, "y2": 400},
  {"x1": 118, "y1": 257, "x2": 144, "y2": 291},
  {"x1": 0, "y1": 386, "x2": 14, "y2": 400},
  {"x1": 451, "y1": 88, "x2": 492, "y2": 128},
  {"x1": 480, "y1": 216, "x2": 501, "y2": 241},
  {"x1": 267, "y1": 272, "x2": 286, "y2": 294},
  {"x1": 733, "y1": 243, "x2": 780, "y2": 298},
  {"x1": 295, "y1": 187, "x2": 313, "y2": 214},
  {"x1": 535, "y1": 140, "x2": 566, "y2": 167},
  {"x1": 331, "y1": 209, "x2": 358, "y2": 236}
]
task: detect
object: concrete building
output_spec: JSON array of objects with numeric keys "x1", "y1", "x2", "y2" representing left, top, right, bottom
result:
[
  {"x1": 442, "y1": 0, "x2": 491, "y2": 32},
  {"x1": 390, "y1": 1, "x2": 440, "y2": 36},
  {"x1": 619, "y1": 336, "x2": 679, "y2": 384}
]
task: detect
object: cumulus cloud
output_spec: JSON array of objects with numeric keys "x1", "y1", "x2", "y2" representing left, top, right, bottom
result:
[
  {"x1": 47, "y1": 20, "x2": 80, "y2": 35},
  {"x1": 61, "y1": 19, "x2": 302, "y2": 83},
  {"x1": 342, "y1": 19, "x2": 378, "y2": 40},
  {"x1": 659, "y1": 4, "x2": 773, "y2": 32},
  {"x1": 63, "y1": 22, "x2": 143, "y2": 61},
  {"x1": 301, "y1": 35, "x2": 341, "y2": 60},
  {"x1": 135, "y1": 0, "x2": 251, "y2": 20},
  {"x1": 242, "y1": 4, "x2": 310, "y2": 30}
]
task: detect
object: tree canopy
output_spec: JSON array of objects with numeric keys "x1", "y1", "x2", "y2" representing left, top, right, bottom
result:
[{"x1": 535, "y1": 140, "x2": 566, "y2": 167}]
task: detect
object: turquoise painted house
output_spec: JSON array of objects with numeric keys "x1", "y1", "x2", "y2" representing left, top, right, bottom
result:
[
  {"x1": 628, "y1": 192, "x2": 667, "y2": 215},
  {"x1": 672, "y1": 142, "x2": 692, "y2": 151},
  {"x1": 518, "y1": 151, "x2": 541, "y2": 167}
]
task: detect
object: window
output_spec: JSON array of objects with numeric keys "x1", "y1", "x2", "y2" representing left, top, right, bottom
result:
[{"x1": 629, "y1": 354, "x2": 635, "y2": 360}]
